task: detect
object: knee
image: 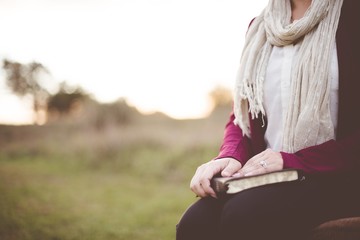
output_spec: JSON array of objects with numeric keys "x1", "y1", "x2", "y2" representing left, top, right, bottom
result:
[
  {"x1": 219, "y1": 191, "x2": 282, "y2": 238},
  {"x1": 176, "y1": 210, "x2": 200, "y2": 237},
  {"x1": 176, "y1": 198, "x2": 221, "y2": 240},
  {"x1": 220, "y1": 192, "x2": 263, "y2": 224},
  {"x1": 219, "y1": 190, "x2": 302, "y2": 239},
  {"x1": 219, "y1": 196, "x2": 256, "y2": 237},
  {"x1": 176, "y1": 212, "x2": 212, "y2": 240},
  {"x1": 176, "y1": 213, "x2": 218, "y2": 240}
]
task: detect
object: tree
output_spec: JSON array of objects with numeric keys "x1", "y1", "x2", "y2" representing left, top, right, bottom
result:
[
  {"x1": 47, "y1": 82, "x2": 88, "y2": 118},
  {"x1": 2, "y1": 59, "x2": 52, "y2": 124},
  {"x1": 208, "y1": 85, "x2": 233, "y2": 119},
  {"x1": 209, "y1": 85, "x2": 233, "y2": 109},
  {"x1": 93, "y1": 98, "x2": 138, "y2": 130}
]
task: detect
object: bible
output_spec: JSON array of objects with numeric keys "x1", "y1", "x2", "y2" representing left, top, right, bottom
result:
[{"x1": 211, "y1": 169, "x2": 305, "y2": 195}]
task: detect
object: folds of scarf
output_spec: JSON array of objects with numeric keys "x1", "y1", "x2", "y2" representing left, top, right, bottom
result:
[{"x1": 233, "y1": 0, "x2": 344, "y2": 153}]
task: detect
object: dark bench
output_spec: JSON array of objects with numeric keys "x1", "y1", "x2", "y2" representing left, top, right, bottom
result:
[{"x1": 310, "y1": 217, "x2": 360, "y2": 240}]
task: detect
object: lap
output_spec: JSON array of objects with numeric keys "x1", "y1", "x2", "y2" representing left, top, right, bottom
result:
[{"x1": 177, "y1": 173, "x2": 360, "y2": 240}]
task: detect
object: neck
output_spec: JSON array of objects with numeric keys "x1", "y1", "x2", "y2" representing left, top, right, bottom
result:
[{"x1": 291, "y1": 0, "x2": 312, "y2": 21}]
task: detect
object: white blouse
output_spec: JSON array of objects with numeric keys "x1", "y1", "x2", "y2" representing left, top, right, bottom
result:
[{"x1": 263, "y1": 44, "x2": 339, "y2": 152}]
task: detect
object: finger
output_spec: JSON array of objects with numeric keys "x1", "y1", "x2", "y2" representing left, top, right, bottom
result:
[
  {"x1": 241, "y1": 160, "x2": 267, "y2": 176},
  {"x1": 242, "y1": 149, "x2": 273, "y2": 172},
  {"x1": 244, "y1": 162, "x2": 280, "y2": 176},
  {"x1": 190, "y1": 176, "x2": 208, "y2": 198},
  {"x1": 190, "y1": 165, "x2": 207, "y2": 196},
  {"x1": 193, "y1": 183, "x2": 208, "y2": 198},
  {"x1": 199, "y1": 178, "x2": 217, "y2": 198},
  {"x1": 241, "y1": 159, "x2": 261, "y2": 174},
  {"x1": 242, "y1": 165, "x2": 262, "y2": 176},
  {"x1": 189, "y1": 167, "x2": 202, "y2": 189},
  {"x1": 199, "y1": 165, "x2": 220, "y2": 198},
  {"x1": 191, "y1": 162, "x2": 218, "y2": 198},
  {"x1": 243, "y1": 167, "x2": 266, "y2": 177},
  {"x1": 243, "y1": 161, "x2": 272, "y2": 176},
  {"x1": 221, "y1": 160, "x2": 241, "y2": 177}
]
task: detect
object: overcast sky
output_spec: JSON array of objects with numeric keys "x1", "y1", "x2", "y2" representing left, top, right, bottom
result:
[{"x1": 0, "y1": 0, "x2": 268, "y2": 124}]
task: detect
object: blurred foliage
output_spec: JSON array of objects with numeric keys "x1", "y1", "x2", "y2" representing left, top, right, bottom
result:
[
  {"x1": 209, "y1": 85, "x2": 233, "y2": 109},
  {"x1": 90, "y1": 98, "x2": 141, "y2": 130},
  {"x1": 47, "y1": 82, "x2": 88, "y2": 118},
  {"x1": 2, "y1": 59, "x2": 51, "y2": 124},
  {"x1": 208, "y1": 85, "x2": 233, "y2": 120},
  {"x1": 2, "y1": 59, "x2": 144, "y2": 129}
]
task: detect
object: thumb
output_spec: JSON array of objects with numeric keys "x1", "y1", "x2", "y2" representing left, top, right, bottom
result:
[{"x1": 221, "y1": 159, "x2": 241, "y2": 177}]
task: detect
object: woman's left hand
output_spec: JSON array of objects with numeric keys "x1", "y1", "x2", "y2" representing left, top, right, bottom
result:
[{"x1": 234, "y1": 149, "x2": 284, "y2": 177}]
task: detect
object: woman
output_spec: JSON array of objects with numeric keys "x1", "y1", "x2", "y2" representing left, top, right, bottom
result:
[{"x1": 176, "y1": 0, "x2": 360, "y2": 239}]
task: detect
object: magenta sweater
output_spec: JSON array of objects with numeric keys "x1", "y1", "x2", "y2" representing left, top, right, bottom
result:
[{"x1": 216, "y1": 0, "x2": 360, "y2": 174}]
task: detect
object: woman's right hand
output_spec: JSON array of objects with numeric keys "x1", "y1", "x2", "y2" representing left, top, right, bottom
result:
[{"x1": 190, "y1": 158, "x2": 242, "y2": 198}]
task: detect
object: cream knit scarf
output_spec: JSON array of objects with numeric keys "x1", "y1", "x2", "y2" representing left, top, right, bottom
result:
[{"x1": 233, "y1": 0, "x2": 344, "y2": 153}]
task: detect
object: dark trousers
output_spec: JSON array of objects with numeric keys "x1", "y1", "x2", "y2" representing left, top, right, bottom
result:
[{"x1": 176, "y1": 174, "x2": 360, "y2": 240}]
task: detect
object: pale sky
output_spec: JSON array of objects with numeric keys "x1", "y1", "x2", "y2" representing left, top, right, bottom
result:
[{"x1": 0, "y1": 0, "x2": 268, "y2": 124}]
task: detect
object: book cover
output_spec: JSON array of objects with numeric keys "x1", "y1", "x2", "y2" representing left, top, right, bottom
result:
[{"x1": 211, "y1": 169, "x2": 305, "y2": 195}]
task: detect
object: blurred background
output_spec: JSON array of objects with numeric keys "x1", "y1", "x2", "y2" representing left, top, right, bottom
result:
[{"x1": 0, "y1": 0, "x2": 267, "y2": 239}]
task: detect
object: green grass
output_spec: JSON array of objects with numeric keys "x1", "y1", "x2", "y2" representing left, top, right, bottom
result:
[
  {"x1": 0, "y1": 142, "x2": 218, "y2": 240},
  {"x1": 0, "y1": 114, "x2": 227, "y2": 240},
  {"x1": 0, "y1": 89, "x2": 232, "y2": 240}
]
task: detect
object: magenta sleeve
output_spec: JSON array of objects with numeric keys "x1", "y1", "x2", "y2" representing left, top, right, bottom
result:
[
  {"x1": 215, "y1": 112, "x2": 252, "y2": 166},
  {"x1": 281, "y1": 129, "x2": 360, "y2": 173}
]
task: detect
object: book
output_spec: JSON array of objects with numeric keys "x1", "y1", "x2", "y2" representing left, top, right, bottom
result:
[{"x1": 210, "y1": 169, "x2": 305, "y2": 195}]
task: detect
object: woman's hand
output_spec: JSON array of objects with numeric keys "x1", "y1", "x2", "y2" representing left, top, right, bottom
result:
[
  {"x1": 235, "y1": 149, "x2": 283, "y2": 177},
  {"x1": 190, "y1": 158, "x2": 242, "y2": 198}
]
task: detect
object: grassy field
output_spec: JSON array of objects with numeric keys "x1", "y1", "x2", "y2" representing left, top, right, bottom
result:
[{"x1": 0, "y1": 113, "x2": 228, "y2": 240}]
